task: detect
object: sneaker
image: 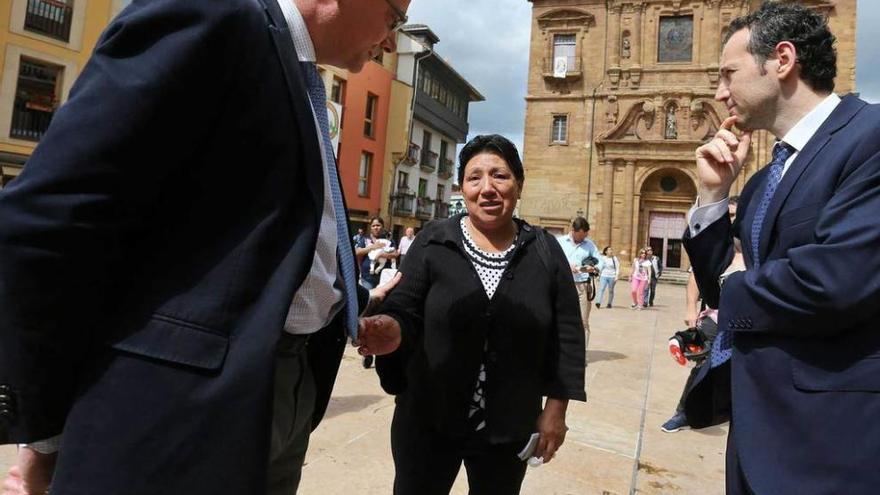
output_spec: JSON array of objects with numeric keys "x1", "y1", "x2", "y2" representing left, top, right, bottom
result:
[
  {"x1": 362, "y1": 355, "x2": 374, "y2": 369},
  {"x1": 630, "y1": 304, "x2": 637, "y2": 309},
  {"x1": 660, "y1": 412, "x2": 689, "y2": 433},
  {"x1": 606, "y1": 304, "x2": 612, "y2": 308},
  {"x1": 595, "y1": 303, "x2": 601, "y2": 309}
]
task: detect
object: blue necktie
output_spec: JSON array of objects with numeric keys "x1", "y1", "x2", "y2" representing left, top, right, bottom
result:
[
  {"x1": 710, "y1": 142, "x2": 794, "y2": 368},
  {"x1": 301, "y1": 62, "x2": 360, "y2": 341}
]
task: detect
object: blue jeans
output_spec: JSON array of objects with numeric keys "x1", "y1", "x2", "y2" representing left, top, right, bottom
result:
[{"x1": 597, "y1": 276, "x2": 616, "y2": 306}]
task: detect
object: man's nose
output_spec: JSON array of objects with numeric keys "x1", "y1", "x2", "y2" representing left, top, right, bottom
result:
[{"x1": 715, "y1": 83, "x2": 729, "y2": 102}]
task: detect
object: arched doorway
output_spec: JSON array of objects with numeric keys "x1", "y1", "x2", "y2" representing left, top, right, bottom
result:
[{"x1": 637, "y1": 167, "x2": 697, "y2": 270}]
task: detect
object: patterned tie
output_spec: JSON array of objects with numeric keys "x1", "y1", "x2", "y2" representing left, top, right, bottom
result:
[
  {"x1": 710, "y1": 142, "x2": 794, "y2": 368},
  {"x1": 301, "y1": 62, "x2": 360, "y2": 340}
]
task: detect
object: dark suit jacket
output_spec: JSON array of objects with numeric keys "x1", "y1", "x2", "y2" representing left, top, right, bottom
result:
[
  {"x1": 378, "y1": 215, "x2": 586, "y2": 444},
  {"x1": 0, "y1": 0, "x2": 365, "y2": 493},
  {"x1": 684, "y1": 95, "x2": 880, "y2": 494}
]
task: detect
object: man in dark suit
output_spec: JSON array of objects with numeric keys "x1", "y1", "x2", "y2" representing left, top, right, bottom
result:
[
  {"x1": 0, "y1": 0, "x2": 408, "y2": 493},
  {"x1": 684, "y1": 2, "x2": 880, "y2": 493}
]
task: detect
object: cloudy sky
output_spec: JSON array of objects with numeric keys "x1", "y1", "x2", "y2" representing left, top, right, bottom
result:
[{"x1": 405, "y1": 0, "x2": 880, "y2": 154}]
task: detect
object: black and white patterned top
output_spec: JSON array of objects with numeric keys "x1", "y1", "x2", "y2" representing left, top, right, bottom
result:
[{"x1": 460, "y1": 217, "x2": 518, "y2": 431}]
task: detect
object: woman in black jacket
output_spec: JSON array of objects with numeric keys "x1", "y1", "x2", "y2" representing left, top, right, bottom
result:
[{"x1": 358, "y1": 134, "x2": 586, "y2": 495}]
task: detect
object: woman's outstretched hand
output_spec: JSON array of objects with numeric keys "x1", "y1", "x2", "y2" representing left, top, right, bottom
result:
[
  {"x1": 534, "y1": 398, "x2": 569, "y2": 464},
  {"x1": 357, "y1": 314, "x2": 402, "y2": 356}
]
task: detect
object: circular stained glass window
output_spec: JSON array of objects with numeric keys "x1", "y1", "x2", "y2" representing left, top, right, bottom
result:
[{"x1": 660, "y1": 176, "x2": 678, "y2": 192}]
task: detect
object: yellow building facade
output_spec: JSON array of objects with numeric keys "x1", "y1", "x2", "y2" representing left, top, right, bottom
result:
[
  {"x1": 520, "y1": 0, "x2": 856, "y2": 272},
  {"x1": 0, "y1": 0, "x2": 127, "y2": 185}
]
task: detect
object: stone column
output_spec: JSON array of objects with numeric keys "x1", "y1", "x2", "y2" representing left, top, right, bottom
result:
[
  {"x1": 706, "y1": 1, "x2": 721, "y2": 63},
  {"x1": 602, "y1": 159, "x2": 615, "y2": 244},
  {"x1": 609, "y1": 5, "x2": 622, "y2": 66},
  {"x1": 623, "y1": 160, "x2": 636, "y2": 260},
  {"x1": 631, "y1": 2, "x2": 644, "y2": 66}
]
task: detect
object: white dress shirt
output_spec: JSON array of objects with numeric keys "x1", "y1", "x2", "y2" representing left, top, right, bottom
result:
[
  {"x1": 688, "y1": 93, "x2": 842, "y2": 235},
  {"x1": 276, "y1": 0, "x2": 345, "y2": 334}
]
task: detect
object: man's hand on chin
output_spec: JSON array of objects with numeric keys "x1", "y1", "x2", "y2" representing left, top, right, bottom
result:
[{"x1": 2, "y1": 447, "x2": 56, "y2": 495}]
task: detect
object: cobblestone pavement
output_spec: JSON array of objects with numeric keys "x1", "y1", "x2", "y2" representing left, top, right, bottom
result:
[{"x1": 1, "y1": 282, "x2": 728, "y2": 494}]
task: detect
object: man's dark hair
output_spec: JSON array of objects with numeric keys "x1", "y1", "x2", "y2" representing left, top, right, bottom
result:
[
  {"x1": 729, "y1": 195, "x2": 740, "y2": 206},
  {"x1": 457, "y1": 134, "x2": 525, "y2": 185},
  {"x1": 724, "y1": 1, "x2": 836, "y2": 93},
  {"x1": 571, "y1": 217, "x2": 590, "y2": 232}
]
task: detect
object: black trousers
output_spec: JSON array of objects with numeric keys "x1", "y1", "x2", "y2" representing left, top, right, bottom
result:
[{"x1": 391, "y1": 406, "x2": 528, "y2": 495}]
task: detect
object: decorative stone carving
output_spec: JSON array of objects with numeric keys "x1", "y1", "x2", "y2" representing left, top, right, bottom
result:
[
  {"x1": 537, "y1": 9, "x2": 596, "y2": 32},
  {"x1": 606, "y1": 95, "x2": 619, "y2": 125},
  {"x1": 621, "y1": 36, "x2": 631, "y2": 59},
  {"x1": 689, "y1": 100, "x2": 722, "y2": 141}
]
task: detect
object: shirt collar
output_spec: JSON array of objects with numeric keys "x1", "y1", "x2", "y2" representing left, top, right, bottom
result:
[
  {"x1": 275, "y1": 0, "x2": 317, "y2": 62},
  {"x1": 780, "y1": 93, "x2": 841, "y2": 152}
]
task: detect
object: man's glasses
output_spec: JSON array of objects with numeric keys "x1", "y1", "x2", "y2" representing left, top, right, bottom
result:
[{"x1": 383, "y1": 0, "x2": 408, "y2": 32}]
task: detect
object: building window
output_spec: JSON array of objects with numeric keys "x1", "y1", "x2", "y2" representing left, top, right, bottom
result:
[
  {"x1": 11, "y1": 57, "x2": 62, "y2": 142},
  {"x1": 658, "y1": 16, "x2": 694, "y2": 63},
  {"x1": 551, "y1": 115, "x2": 568, "y2": 144},
  {"x1": 330, "y1": 77, "x2": 346, "y2": 104},
  {"x1": 397, "y1": 171, "x2": 409, "y2": 191},
  {"x1": 439, "y1": 140, "x2": 448, "y2": 164},
  {"x1": 418, "y1": 178, "x2": 428, "y2": 198},
  {"x1": 358, "y1": 152, "x2": 372, "y2": 197},
  {"x1": 364, "y1": 93, "x2": 378, "y2": 138},
  {"x1": 553, "y1": 34, "x2": 577, "y2": 73},
  {"x1": 421, "y1": 130, "x2": 432, "y2": 166},
  {"x1": 24, "y1": 0, "x2": 74, "y2": 42},
  {"x1": 436, "y1": 184, "x2": 445, "y2": 201}
]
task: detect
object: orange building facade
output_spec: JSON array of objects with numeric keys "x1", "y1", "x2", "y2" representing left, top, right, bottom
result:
[{"x1": 335, "y1": 59, "x2": 394, "y2": 230}]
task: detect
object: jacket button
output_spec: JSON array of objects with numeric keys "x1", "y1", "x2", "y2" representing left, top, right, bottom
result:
[
  {"x1": 0, "y1": 385, "x2": 9, "y2": 394},
  {"x1": 0, "y1": 408, "x2": 14, "y2": 420}
]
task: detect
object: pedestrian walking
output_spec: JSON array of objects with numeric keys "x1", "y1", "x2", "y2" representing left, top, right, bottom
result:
[{"x1": 595, "y1": 246, "x2": 620, "y2": 308}]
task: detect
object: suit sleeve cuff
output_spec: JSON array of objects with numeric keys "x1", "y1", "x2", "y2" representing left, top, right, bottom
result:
[
  {"x1": 20, "y1": 434, "x2": 61, "y2": 454},
  {"x1": 688, "y1": 197, "x2": 729, "y2": 237}
]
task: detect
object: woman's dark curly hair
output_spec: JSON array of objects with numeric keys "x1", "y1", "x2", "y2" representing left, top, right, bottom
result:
[
  {"x1": 724, "y1": 1, "x2": 836, "y2": 93},
  {"x1": 457, "y1": 134, "x2": 524, "y2": 186}
]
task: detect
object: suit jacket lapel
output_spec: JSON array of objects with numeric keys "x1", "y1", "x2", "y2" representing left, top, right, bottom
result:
[
  {"x1": 757, "y1": 95, "x2": 866, "y2": 262},
  {"x1": 260, "y1": 0, "x2": 323, "y2": 220}
]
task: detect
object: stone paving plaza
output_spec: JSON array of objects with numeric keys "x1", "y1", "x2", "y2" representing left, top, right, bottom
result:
[{"x1": 1, "y1": 282, "x2": 728, "y2": 494}]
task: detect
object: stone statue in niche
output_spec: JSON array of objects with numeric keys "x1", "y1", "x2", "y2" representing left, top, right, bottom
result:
[
  {"x1": 665, "y1": 107, "x2": 677, "y2": 140},
  {"x1": 621, "y1": 36, "x2": 631, "y2": 59}
]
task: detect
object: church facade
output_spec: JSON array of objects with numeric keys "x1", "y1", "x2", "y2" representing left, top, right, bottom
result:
[{"x1": 520, "y1": 0, "x2": 856, "y2": 272}]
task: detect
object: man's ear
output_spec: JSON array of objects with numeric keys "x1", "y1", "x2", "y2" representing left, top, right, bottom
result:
[{"x1": 773, "y1": 41, "x2": 798, "y2": 81}]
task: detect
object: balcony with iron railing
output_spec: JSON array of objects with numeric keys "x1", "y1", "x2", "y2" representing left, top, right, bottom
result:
[
  {"x1": 11, "y1": 98, "x2": 54, "y2": 142},
  {"x1": 435, "y1": 201, "x2": 450, "y2": 219},
  {"x1": 416, "y1": 196, "x2": 434, "y2": 220},
  {"x1": 399, "y1": 142, "x2": 419, "y2": 167},
  {"x1": 542, "y1": 56, "x2": 583, "y2": 81},
  {"x1": 438, "y1": 158, "x2": 454, "y2": 179},
  {"x1": 25, "y1": 0, "x2": 73, "y2": 42},
  {"x1": 420, "y1": 150, "x2": 438, "y2": 173},
  {"x1": 391, "y1": 192, "x2": 416, "y2": 217}
]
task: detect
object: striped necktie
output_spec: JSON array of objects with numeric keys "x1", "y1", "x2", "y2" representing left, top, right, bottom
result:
[
  {"x1": 301, "y1": 62, "x2": 360, "y2": 340},
  {"x1": 710, "y1": 142, "x2": 794, "y2": 368}
]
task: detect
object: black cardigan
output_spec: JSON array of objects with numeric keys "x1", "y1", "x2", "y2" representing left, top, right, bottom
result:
[{"x1": 378, "y1": 214, "x2": 586, "y2": 443}]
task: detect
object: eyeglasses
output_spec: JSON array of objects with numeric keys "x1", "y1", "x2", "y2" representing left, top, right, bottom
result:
[{"x1": 382, "y1": 0, "x2": 408, "y2": 32}]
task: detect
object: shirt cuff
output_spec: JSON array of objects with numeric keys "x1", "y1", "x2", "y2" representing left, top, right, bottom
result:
[
  {"x1": 688, "y1": 196, "x2": 729, "y2": 236},
  {"x1": 20, "y1": 435, "x2": 61, "y2": 454}
]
